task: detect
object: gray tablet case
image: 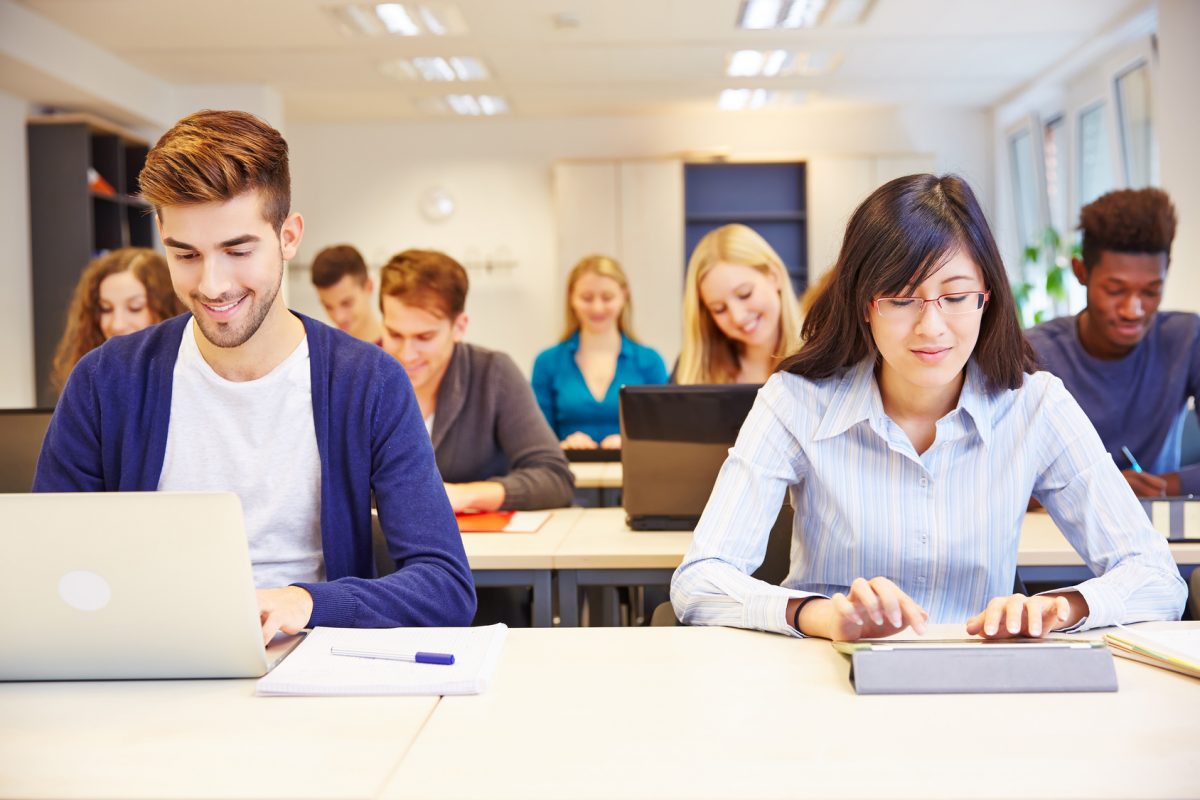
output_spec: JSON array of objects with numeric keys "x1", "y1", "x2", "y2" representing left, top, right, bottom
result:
[{"x1": 834, "y1": 639, "x2": 1119, "y2": 695}]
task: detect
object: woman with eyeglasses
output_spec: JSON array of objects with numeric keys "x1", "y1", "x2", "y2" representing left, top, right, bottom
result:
[{"x1": 671, "y1": 174, "x2": 1185, "y2": 641}]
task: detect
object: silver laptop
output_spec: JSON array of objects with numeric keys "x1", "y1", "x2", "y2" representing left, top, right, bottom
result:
[{"x1": 0, "y1": 491, "x2": 297, "y2": 681}]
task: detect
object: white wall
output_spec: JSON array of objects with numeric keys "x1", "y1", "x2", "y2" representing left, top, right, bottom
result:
[
  {"x1": 1156, "y1": 0, "x2": 1200, "y2": 312},
  {"x1": 287, "y1": 106, "x2": 991, "y2": 374},
  {"x1": 0, "y1": 0, "x2": 174, "y2": 129},
  {"x1": 0, "y1": 88, "x2": 34, "y2": 407}
]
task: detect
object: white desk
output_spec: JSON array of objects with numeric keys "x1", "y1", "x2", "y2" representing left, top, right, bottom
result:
[
  {"x1": 460, "y1": 507, "x2": 581, "y2": 627},
  {"x1": 0, "y1": 678, "x2": 436, "y2": 799},
  {"x1": 1019, "y1": 510, "x2": 1200, "y2": 580},
  {"x1": 5, "y1": 625, "x2": 1197, "y2": 799},
  {"x1": 569, "y1": 461, "x2": 623, "y2": 490},
  {"x1": 381, "y1": 624, "x2": 1200, "y2": 800},
  {"x1": 552, "y1": 508, "x2": 1200, "y2": 625},
  {"x1": 554, "y1": 506, "x2": 690, "y2": 626},
  {"x1": 569, "y1": 461, "x2": 623, "y2": 507}
]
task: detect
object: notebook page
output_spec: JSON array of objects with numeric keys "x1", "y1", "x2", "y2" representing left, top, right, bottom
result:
[
  {"x1": 256, "y1": 624, "x2": 507, "y2": 696},
  {"x1": 505, "y1": 511, "x2": 550, "y2": 532},
  {"x1": 1124, "y1": 628, "x2": 1200, "y2": 665}
]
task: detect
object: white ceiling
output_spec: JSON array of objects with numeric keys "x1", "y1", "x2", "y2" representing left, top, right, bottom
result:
[{"x1": 16, "y1": 0, "x2": 1144, "y2": 121}]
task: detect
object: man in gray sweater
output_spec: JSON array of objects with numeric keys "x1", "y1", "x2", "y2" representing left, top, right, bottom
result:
[{"x1": 377, "y1": 248, "x2": 574, "y2": 511}]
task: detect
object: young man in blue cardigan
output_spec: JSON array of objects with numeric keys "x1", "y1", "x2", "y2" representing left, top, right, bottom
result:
[{"x1": 35, "y1": 110, "x2": 475, "y2": 642}]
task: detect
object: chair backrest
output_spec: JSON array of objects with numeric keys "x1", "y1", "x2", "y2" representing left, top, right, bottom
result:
[
  {"x1": 0, "y1": 409, "x2": 54, "y2": 493},
  {"x1": 750, "y1": 503, "x2": 794, "y2": 586},
  {"x1": 1189, "y1": 568, "x2": 1200, "y2": 622},
  {"x1": 371, "y1": 510, "x2": 396, "y2": 577},
  {"x1": 1180, "y1": 405, "x2": 1200, "y2": 467},
  {"x1": 655, "y1": 503, "x2": 794, "y2": 626}
]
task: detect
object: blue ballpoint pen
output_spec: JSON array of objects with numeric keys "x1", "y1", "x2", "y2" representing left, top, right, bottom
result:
[
  {"x1": 330, "y1": 647, "x2": 455, "y2": 665},
  {"x1": 1120, "y1": 446, "x2": 1143, "y2": 473}
]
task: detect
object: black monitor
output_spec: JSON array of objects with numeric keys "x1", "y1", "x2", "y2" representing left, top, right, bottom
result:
[
  {"x1": 619, "y1": 384, "x2": 760, "y2": 530},
  {"x1": 564, "y1": 448, "x2": 621, "y2": 463}
]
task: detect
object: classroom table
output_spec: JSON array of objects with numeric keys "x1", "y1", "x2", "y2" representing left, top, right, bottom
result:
[
  {"x1": 1019, "y1": 508, "x2": 1200, "y2": 582},
  {"x1": 4, "y1": 624, "x2": 1197, "y2": 799},
  {"x1": 460, "y1": 507, "x2": 582, "y2": 627},
  {"x1": 380, "y1": 623, "x2": 1200, "y2": 800},
  {"x1": 553, "y1": 508, "x2": 1200, "y2": 627},
  {"x1": 554, "y1": 506, "x2": 690, "y2": 626},
  {"x1": 0, "y1": 677, "x2": 437, "y2": 799},
  {"x1": 568, "y1": 461, "x2": 623, "y2": 489},
  {"x1": 569, "y1": 461, "x2": 623, "y2": 507}
]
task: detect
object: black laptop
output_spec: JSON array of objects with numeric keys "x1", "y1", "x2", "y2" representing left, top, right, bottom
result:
[
  {"x1": 620, "y1": 384, "x2": 760, "y2": 530},
  {"x1": 0, "y1": 408, "x2": 54, "y2": 493}
]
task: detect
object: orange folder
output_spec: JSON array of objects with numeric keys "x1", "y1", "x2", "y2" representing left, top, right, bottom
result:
[{"x1": 456, "y1": 511, "x2": 516, "y2": 533}]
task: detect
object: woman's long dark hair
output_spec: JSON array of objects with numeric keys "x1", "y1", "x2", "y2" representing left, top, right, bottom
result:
[{"x1": 780, "y1": 173, "x2": 1035, "y2": 392}]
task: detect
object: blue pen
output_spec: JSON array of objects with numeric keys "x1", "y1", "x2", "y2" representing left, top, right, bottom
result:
[
  {"x1": 1120, "y1": 446, "x2": 1143, "y2": 473},
  {"x1": 330, "y1": 646, "x2": 455, "y2": 665}
]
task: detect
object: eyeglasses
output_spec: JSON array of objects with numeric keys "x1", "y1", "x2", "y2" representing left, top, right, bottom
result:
[{"x1": 871, "y1": 291, "x2": 990, "y2": 320}]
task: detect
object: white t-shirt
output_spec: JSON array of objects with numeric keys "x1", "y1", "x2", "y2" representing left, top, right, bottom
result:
[{"x1": 158, "y1": 321, "x2": 325, "y2": 588}]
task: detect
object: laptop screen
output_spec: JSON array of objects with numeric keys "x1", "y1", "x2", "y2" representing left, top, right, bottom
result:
[{"x1": 619, "y1": 384, "x2": 760, "y2": 530}]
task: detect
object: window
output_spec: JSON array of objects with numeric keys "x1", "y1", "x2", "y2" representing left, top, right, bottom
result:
[
  {"x1": 1042, "y1": 116, "x2": 1069, "y2": 237},
  {"x1": 1077, "y1": 102, "x2": 1114, "y2": 208},
  {"x1": 1115, "y1": 60, "x2": 1158, "y2": 189},
  {"x1": 1008, "y1": 129, "x2": 1041, "y2": 251}
]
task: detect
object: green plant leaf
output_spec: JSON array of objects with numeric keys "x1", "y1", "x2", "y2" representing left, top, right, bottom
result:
[{"x1": 1045, "y1": 266, "x2": 1066, "y2": 299}]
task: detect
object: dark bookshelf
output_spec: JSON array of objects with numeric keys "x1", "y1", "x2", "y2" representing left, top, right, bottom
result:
[
  {"x1": 27, "y1": 114, "x2": 154, "y2": 406},
  {"x1": 683, "y1": 162, "x2": 809, "y2": 296}
]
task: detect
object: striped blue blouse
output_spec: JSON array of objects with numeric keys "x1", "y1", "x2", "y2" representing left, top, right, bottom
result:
[{"x1": 671, "y1": 358, "x2": 1186, "y2": 636}]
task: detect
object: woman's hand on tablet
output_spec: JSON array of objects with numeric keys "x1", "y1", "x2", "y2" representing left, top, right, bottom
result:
[
  {"x1": 795, "y1": 577, "x2": 928, "y2": 640},
  {"x1": 966, "y1": 592, "x2": 1088, "y2": 638}
]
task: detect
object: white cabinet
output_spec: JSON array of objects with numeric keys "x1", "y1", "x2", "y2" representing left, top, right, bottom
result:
[{"x1": 554, "y1": 159, "x2": 684, "y2": 367}]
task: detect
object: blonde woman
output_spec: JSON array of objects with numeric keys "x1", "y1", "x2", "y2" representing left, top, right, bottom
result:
[
  {"x1": 676, "y1": 224, "x2": 802, "y2": 384},
  {"x1": 532, "y1": 255, "x2": 668, "y2": 449}
]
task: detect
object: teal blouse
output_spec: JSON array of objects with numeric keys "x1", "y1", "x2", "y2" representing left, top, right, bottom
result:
[{"x1": 531, "y1": 332, "x2": 668, "y2": 441}]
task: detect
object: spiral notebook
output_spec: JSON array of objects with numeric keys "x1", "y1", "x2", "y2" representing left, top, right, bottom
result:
[{"x1": 256, "y1": 624, "x2": 508, "y2": 696}]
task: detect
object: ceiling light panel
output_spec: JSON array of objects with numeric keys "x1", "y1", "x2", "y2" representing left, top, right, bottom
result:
[
  {"x1": 822, "y1": 0, "x2": 874, "y2": 26},
  {"x1": 413, "y1": 57, "x2": 457, "y2": 80},
  {"x1": 375, "y1": 3, "x2": 420, "y2": 35},
  {"x1": 725, "y1": 49, "x2": 841, "y2": 77},
  {"x1": 324, "y1": 3, "x2": 468, "y2": 37},
  {"x1": 736, "y1": 0, "x2": 828, "y2": 30},
  {"x1": 378, "y1": 56, "x2": 489, "y2": 82},
  {"x1": 444, "y1": 94, "x2": 509, "y2": 116},
  {"x1": 449, "y1": 57, "x2": 489, "y2": 81},
  {"x1": 717, "y1": 89, "x2": 806, "y2": 111}
]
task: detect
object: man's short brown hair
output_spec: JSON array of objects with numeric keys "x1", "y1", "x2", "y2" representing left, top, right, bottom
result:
[
  {"x1": 1079, "y1": 187, "x2": 1177, "y2": 271},
  {"x1": 139, "y1": 109, "x2": 290, "y2": 230},
  {"x1": 311, "y1": 245, "x2": 369, "y2": 288},
  {"x1": 379, "y1": 250, "x2": 469, "y2": 319}
]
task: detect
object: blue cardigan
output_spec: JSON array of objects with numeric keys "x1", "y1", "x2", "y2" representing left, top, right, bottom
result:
[
  {"x1": 531, "y1": 332, "x2": 668, "y2": 441},
  {"x1": 34, "y1": 313, "x2": 476, "y2": 629}
]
